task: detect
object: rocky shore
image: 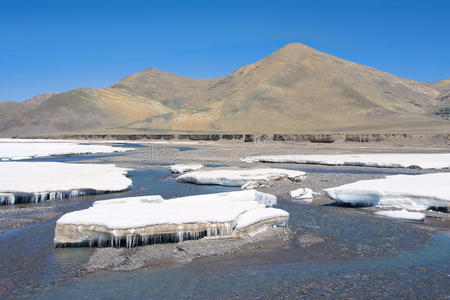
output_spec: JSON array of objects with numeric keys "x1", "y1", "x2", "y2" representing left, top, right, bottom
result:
[{"x1": 81, "y1": 226, "x2": 294, "y2": 272}]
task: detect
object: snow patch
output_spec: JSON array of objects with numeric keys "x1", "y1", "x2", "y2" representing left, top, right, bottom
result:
[
  {"x1": 374, "y1": 210, "x2": 425, "y2": 221},
  {"x1": 93, "y1": 195, "x2": 164, "y2": 206},
  {"x1": 242, "y1": 153, "x2": 450, "y2": 169},
  {"x1": 0, "y1": 162, "x2": 132, "y2": 205},
  {"x1": 324, "y1": 173, "x2": 450, "y2": 211}
]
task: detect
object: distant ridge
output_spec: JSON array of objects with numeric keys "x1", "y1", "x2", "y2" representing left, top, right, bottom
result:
[
  {"x1": 25, "y1": 92, "x2": 58, "y2": 106},
  {"x1": 1, "y1": 43, "x2": 449, "y2": 135}
]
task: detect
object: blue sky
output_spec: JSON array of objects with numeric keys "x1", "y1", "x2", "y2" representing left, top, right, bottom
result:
[{"x1": 0, "y1": 0, "x2": 449, "y2": 102}]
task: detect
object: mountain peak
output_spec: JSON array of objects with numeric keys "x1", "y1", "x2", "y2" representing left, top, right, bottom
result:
[
  {"x1": 266, "y1": 42, "x2": 328, "y2": 62},
  {"x1": 141, "y1": 67, "x2": 165, "y2": 74},
  {"x1": 280, "y1": 42, "x2": 314, "y2": 50}
]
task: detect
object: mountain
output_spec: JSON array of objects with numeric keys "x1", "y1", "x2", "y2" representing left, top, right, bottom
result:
[{"x1": 1, "y1": 43, "x2": 449, "y2": 136}]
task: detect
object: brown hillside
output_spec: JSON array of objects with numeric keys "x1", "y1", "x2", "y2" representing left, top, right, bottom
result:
[{"x1": 1, "y1": 43, "x2": 448, "y2": 135}]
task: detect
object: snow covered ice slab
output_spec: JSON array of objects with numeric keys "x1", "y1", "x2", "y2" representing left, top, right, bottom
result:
[
  {"x1": 242, "y1": 153, "x2": 450, "y2": 169},
  {"x1": 374, "y1": 210, "x2": 425, "y2": 221},
  {"x1": 0, "y1": 162, "x2": 132, "y2": 205},
  {"x1": 290, "y1": 188, "x2": 319, "y2": 201},
  {"x1": 324, "y1": 173, "x2": 450, "y2": 211},
  {"x1": 0, "y1": 140, "x2": 133, "y2": 160},
  {"x1": 170, "y1": 164, "x2": 204, "y2": 174},
  {"x1": 54, "y1": 190, "x2": 288, "y2": 247},
  {"x1": 177, "y1": 168, "x2": 305, "y2": 187}
]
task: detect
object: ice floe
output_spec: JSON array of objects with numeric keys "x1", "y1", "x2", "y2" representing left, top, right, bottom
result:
[
  {"x1": 324, "y1": 173, "x2": 450, "y2": 211},
  {"x1": 242, "y1": 153, "x2": 450, "y2": 169},
  {"x1": 0, "y1": 140, "x2": 133, "y2": 160},
  {"x1": 177, "y1": 168, "x2": 305, "y2": 188},
  {"x1": 0, "y1": 162, "x2": 132, "y2": 205},
  {"x1": 54, "y1": 190, "x2": 288, "y2": 247},
  {"x1": 290, "y1": 188, "x2": 319, "y2": 201},
  {"x1": 374, "y1": 210, "x2": 425, "y2": 221},
  {"x1": 170, "y1": 164, "x2": 204, "y2": 174}
]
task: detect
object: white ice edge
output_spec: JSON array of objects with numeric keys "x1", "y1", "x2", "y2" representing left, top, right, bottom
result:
[
  {"x1": 241, "y1": 153, "x2": 450, "y2": 169},
  {"x1": 177, "y1": 168, "x2": 306, "y2": 187},
  {"x1": 324, "y1": 173, "x2": 450, "y2": 210},
  {"x1": 57, "y1": 190, "x2": 286, "y2": 230},
  {"x1": 236, "y1": 207, "x2": 289, "y2": 229},
  {"x1": 374, "y1": 210, "x2": 425, "y2": 221}
]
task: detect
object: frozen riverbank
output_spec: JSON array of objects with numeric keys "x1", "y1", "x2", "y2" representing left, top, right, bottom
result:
[
  {"x1": 0, "y1": 139, "x2": 133, "y2": 160},
  {"x1": 243, "y1": 153, "x2": 450, "y2": 169}
]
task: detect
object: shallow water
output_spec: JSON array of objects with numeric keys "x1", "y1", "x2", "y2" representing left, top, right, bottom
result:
[
  {"x1": 164, "y1": 146, "x2": 198, "y2": 152},
  {"x1": 0, "y1": 150, "x2": 449, "y2": 299},
  {"x1": 33, "y1": 231, "x2": 450, "y2": 299}
]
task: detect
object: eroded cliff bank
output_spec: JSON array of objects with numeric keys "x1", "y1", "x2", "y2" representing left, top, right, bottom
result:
[{"x1": 13, "y1": 133, "x2": 450, "y2": 145}]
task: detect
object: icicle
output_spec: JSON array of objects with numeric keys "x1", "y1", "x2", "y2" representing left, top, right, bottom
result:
[
  {"x1": 0, "y1": 189, "x2": 104, "y2": 206},
  {"x1": 54, "y1": 221, "x2": 240, "y2": 248},
  {"x1": 0, "y1": 194, "x2": 15, "y2": 205}
]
